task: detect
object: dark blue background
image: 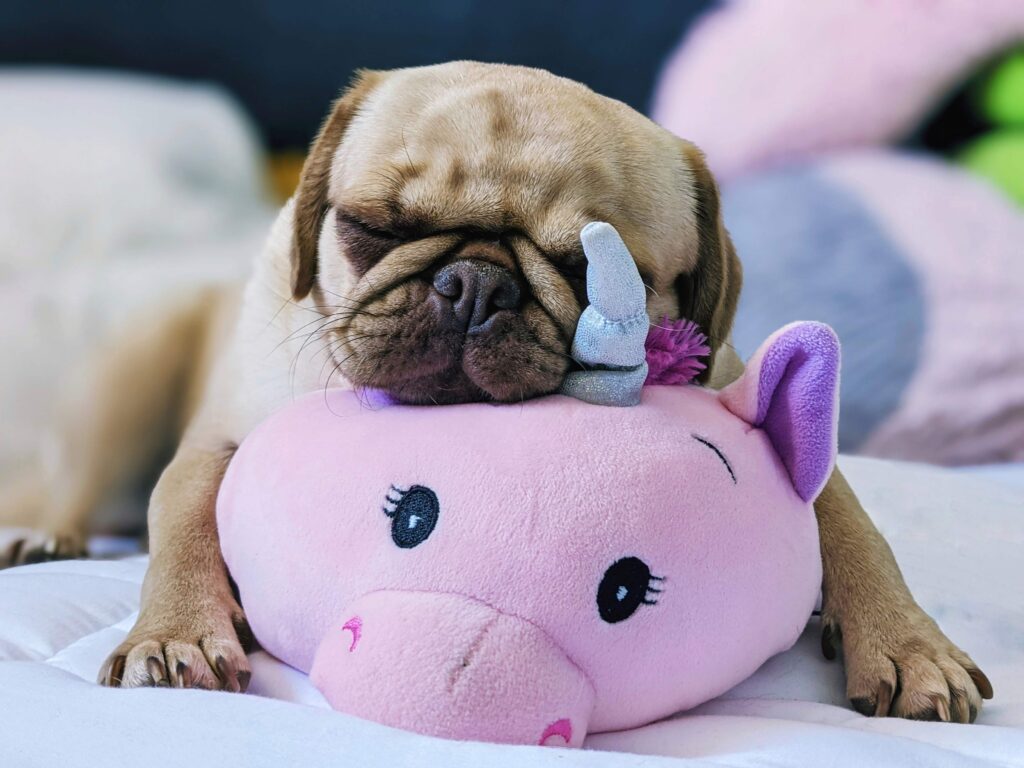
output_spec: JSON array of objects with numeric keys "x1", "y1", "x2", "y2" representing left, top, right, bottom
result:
[{"x1": 2, "y1": 1, "x2": 710, "y2": 149}]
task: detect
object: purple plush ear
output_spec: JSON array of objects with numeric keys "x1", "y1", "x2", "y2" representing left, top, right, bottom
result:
[{"x1": 719, "y1": 322, "x2": 840, "y2": 502}]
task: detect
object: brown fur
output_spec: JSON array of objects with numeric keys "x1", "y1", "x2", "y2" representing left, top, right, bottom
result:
[
  {"x1": 295, "y1": 64, "x2": 739, "y2": 404},
  {"x1": 0, "y1": 62, "x2": 989, "y2": 721},
  {"x1": 677, "y1": 141, "x2": 743, "y2": 381},
  {"x1": 292, "y1": 69, "x2": 386, "y2": 299}
]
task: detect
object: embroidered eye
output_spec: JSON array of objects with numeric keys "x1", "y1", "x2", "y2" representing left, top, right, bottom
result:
[
  {"x1": 383, "y1": 485, "x2": 439, "y2": 549},
  {"x1": 596, "y1": 557, "x2": 663, "y2": 624}
]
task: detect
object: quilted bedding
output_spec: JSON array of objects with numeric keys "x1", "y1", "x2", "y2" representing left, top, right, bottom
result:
[{"x1": 1, "y1": 456, "x2": 1022, "y2": 768}]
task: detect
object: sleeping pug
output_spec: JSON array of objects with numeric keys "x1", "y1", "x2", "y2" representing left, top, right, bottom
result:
[{"x1": 0, "y1": 62, "x2": 991, "y2": 721}]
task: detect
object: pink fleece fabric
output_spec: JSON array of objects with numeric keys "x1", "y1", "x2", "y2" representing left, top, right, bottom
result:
[
  {"x1": 653, "y1": 0, "x2": 1024, "y2": 180},
  {"x1": 217, "y1": 324, "x2": 839, "y2": 747}
]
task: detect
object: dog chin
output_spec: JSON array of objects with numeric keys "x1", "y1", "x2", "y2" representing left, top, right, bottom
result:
[
  {"x1": 371, "y1": 357, "x2": 555, "y2": 406},
  {"x1": 382, "y1": 369, "x2": 489, "y2": 406},
  {"x1": 340, "y1": 312, "x2": 567, "y2": 405}
]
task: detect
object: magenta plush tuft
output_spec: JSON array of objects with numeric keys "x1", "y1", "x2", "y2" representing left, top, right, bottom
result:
[{"x1": 645, "y1": 317, "x2": 711, "y2": 385}]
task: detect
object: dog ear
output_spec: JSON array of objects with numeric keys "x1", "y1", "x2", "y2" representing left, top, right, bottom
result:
[
  {"x1": 291, "y1": 69, "x2": 387, "y2": 300},
  {"x1": 674, "y1": 142, "x2": 743, "y2": 383}
]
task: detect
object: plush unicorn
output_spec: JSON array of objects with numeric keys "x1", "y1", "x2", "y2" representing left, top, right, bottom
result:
[{"x1": 217, "y1": 223, "x2": 840, "y2": 747}]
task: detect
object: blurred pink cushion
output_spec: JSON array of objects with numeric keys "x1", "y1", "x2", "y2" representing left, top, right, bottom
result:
[{"x1": 652, "y1": 0, "x2": 1024, "y2": 180}]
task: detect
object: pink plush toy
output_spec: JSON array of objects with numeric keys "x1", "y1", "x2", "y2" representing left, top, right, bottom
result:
[{"x1": 217, "y1": 224, "x2": 840, "y2": 748}]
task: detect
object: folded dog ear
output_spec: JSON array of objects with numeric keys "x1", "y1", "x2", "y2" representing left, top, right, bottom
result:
[
  {"x1": 674, "y1": 142, "x2": 743, "y2": 383},
  {"x1": 719, "y1": 322, "x2": 840, "y2": 502},
  {"x1": 291, "y1": 69, "x2": 386, "y2": 300}
]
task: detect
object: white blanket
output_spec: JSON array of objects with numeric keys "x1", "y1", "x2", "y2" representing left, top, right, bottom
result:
[{"x1": 2, "y1": 456, "x2": 1022, "y2": 767}]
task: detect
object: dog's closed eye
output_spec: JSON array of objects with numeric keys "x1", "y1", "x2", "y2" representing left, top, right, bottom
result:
[{"x1": 336, "y1": 210, "x2": 405, "y2": 274}]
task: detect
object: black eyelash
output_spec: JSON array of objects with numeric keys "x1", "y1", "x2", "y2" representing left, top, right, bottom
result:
[
  {"x1": 692, "y1": 435, "x2": 736, "y2": 484},
  {"x1": 382, "y1": 484, "x2": 406, "y2": 517},
  {"x1": 642, "y1": 574, "x2": 665, "y2": 606}
]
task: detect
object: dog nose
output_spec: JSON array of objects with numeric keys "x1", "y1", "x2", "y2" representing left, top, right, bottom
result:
[{"x1": 433, "y1": 260, "x2": 521, "y2": 331}]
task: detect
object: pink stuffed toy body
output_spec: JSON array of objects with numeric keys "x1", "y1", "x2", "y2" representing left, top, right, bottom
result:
[{"x1": 217, "y1": 224, "x2": 840, "y2": 747}]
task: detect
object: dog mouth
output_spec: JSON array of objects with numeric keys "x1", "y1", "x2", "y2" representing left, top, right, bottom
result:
[
  {"x1": 333, "y1": 283, "x2": 570, "y2": 405},
  {"x1": 344, "y1": 339, "x2": 565, "y2": 406},
  {"x1": 378, "y1": 361, "x2": 491, "y2": 406}
]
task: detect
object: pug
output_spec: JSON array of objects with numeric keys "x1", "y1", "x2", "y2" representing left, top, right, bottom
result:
[{"x1": 0, "y1": 61, "x2": 990, "y2": 722}]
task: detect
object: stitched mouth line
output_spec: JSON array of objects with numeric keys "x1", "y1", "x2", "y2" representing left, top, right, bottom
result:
[
  {"x1": 354, "y1": 587, "x2": 599, "y2": 702},
  {"x1": 446, "y1": 613, "x2": 500, "y2": 693}
]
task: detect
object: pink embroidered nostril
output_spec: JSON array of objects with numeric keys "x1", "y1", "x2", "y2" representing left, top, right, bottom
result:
[
  {"x1": 341, "y1": 616, "x2": 362, "y2": 652},
  {"x1": 538, "y1": 718, "x2": 572, "y2": 747}
]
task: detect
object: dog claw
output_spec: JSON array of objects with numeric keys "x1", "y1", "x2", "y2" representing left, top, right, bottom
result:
[
  {"x1": 850, "y1": 678, "x2": 892, "y2": 718},
  {"x1": 106, "y1": 655, "x2": 126, "y2": 687},
  {"x1": 146, "y1": 656, "x2": 168, "y2": 686},
  {"x1": 968, "y1": 667, "x2": 994, "y2": 700},
  {"x1": 821, "y1": 623, "x2": 839, "y2": 661},
  {"x1": 851, "y1": 696, "x2": 875, "y2": 716},
  {"x1": 175, "y1": 660, "x2": 193, "y2": 688},
  {"x1": 214, "y1": 655, "x2": 241, "y2": 693},
  {"x1": 0, "y1": 528, "x2": 86, "y2": 569},
  {"x1": 874, "y1": 679, "x2": 893, "y2": 717}
]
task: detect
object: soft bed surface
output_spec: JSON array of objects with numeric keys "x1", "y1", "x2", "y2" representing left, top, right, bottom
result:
[{"x1": 1, "y1": 457, "x2": 1022, "y2": 767}]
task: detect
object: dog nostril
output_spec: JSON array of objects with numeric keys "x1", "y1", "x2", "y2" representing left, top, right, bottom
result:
[
  {"x1": 432, "y1": 260, "x2": 521, "y2": 331},
  {"x1": 433, "y1": 268, "x2": 463, "y2": 300},
  {"x1": 490, "y1": 280, "x2": 519, "y2": 310}
]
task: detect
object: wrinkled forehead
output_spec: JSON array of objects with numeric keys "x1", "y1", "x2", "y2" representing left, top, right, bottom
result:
[
  {"x1": 329, "y1": 64, "x2": 700, "y2": 273},
  {"x1": 334, "y1": 67, "x2": 606, "y2": 195}
]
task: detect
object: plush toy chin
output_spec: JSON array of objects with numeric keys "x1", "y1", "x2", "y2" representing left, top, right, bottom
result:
[{"x1": 216, "y1": 223, "x2": 840, "y2": 748}]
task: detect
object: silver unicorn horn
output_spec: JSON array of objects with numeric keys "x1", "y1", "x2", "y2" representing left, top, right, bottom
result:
[{"x1": 559, "y1": 222, "x2": 648, "y2": 406}]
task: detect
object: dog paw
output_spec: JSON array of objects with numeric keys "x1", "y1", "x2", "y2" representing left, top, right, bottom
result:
[
  {"x1": 99, "y1": 601, "x2": 252, "y2": 692},
  {"x1": 822, "y1": 604, "x2": 993, "y2": 723},
  {"x1": 0, "y1": 527, "x2": 86, "y2": 569}
]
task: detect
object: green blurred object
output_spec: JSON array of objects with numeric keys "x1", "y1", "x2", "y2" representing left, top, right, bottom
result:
[
  {"x1": 957, "y1": 130, "x2": 1024, "y2": 206},
  {"x1": 979, "y1": 48, "x2": 1024, "y2": 127}
]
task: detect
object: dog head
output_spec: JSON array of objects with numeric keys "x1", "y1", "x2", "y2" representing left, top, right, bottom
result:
[{"x1": 290, "y1": 62, "x2": 741, "y2": 403}]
